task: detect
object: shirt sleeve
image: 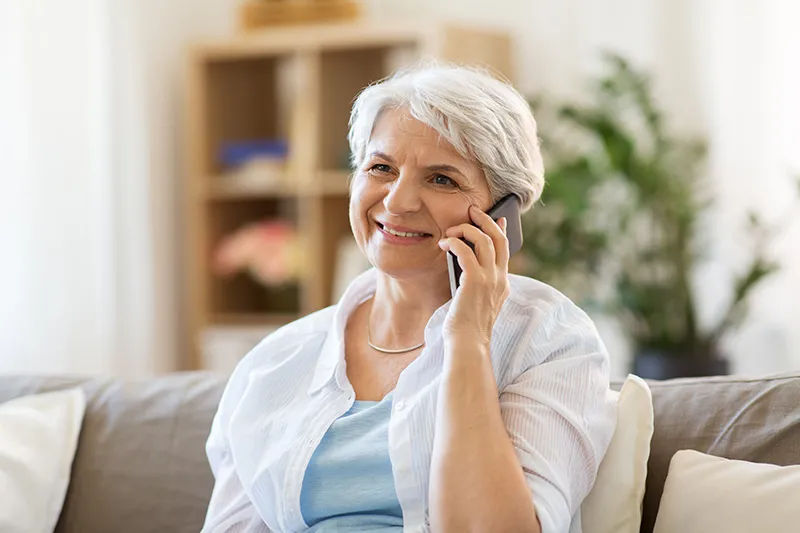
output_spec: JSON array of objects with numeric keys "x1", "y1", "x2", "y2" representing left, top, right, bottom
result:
[
  {"x1": 201, "y1": 444, "x2": 274, "y2": 533},
  {"x1": 201, "y1": 355, "x2": 274, "y2": 533},
  {"x1": 498, "y1": 300, "x2": 617, "y2": 533}
]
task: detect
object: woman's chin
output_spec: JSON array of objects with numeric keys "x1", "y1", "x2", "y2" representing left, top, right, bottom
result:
[{"x1": 371, "y1": 257, "x2": 446, "y2": 281}]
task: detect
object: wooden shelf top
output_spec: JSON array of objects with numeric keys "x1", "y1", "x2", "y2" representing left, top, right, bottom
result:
[
  {"x1": 193, "y1": 22, "x2": 423, "y2": 59},
  {"x1": 191, "y1": 21, "x2": 510, "y2": 60},
  {"x1": 205, "y1": 179, "x2": 297, "y2": 199}
]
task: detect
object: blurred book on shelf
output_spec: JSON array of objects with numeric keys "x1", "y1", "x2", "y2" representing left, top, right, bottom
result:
[
  {"x1": 219, "y1": 139, "x2": 288, "y2": 169},
  {"x1": 218, "y1": 139, "x2": 290, "y2": 190}
]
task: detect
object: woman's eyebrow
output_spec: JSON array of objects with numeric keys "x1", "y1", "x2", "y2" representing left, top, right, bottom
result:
[
  {"x1": 426, "y1": 164, "x2": 466, "y2": 178},
  {"x1": 368, "y1": 151, "x2": 395, "y2": 163}
]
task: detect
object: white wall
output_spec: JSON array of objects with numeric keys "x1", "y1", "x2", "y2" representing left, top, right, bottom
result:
[
  {"x1": 0, "y1": 0, "x2": 236, "y2": 376},
  {"x1": 370, "y1": 0, "x2": 800, "y2": 379},
  {"x1": 116, "y1": 0, "x2": 236, "y2": 374},
  {"x1": 1, "y1": 0, "x2": 117, "y2": 374}
]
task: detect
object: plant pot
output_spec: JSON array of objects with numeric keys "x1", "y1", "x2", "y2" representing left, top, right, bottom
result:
[{"x1": 632, "y1": 349, "x2": 730, "y2": 380}]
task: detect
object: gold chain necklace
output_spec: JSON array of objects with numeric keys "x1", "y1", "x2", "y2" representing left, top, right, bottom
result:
[{"x1": 366, "y1": 310, "x2": 425, "y2": 354}]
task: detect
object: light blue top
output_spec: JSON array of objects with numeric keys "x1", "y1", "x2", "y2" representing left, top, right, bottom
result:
[{"x1": 300, "y1": 391, "x2": 404, "y2": 531}]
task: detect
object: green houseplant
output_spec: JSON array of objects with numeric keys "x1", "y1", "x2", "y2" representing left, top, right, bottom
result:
[{"x1": 522, "y1": 53, "x2": 798, "y2": 379}]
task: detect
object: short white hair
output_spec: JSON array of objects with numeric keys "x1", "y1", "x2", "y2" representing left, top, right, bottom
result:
[{"x1": 347, "y1": 62, "x2": 544, "y2": 211}]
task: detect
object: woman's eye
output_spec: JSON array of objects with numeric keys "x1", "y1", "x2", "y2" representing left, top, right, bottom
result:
[
  {"x1": 432, "y1": 174, "x2": 456, "y2": 187},
  {"x1": 369, "y1": 164, "x2": 391, "y2": 174}
]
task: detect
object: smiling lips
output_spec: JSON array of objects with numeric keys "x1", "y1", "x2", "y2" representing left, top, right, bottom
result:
[{"x1": 376, "y1": 221, "x2": 432, "y2": 241}]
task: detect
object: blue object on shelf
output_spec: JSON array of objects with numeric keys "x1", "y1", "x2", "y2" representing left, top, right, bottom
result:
[{"x1": 220, "y1": 139, "x2": 289, "y2": 168}]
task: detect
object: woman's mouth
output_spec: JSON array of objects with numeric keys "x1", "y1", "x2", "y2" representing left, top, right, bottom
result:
[{"x1": 376, "y1": 222, "x2": 432, "y2": 242}]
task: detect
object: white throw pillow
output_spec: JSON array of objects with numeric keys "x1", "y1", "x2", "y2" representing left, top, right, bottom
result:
[
  {"x1": 582, "y1": 374, "x2": 654, "y2": 533},
  {"x1": 0, "y1": 388, "x2": 86, "y2": 533},
  {"x1": 653, "y1": 450, "x2": 800, "y2": 533}
]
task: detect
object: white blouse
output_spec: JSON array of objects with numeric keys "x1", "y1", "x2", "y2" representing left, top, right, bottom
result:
[{"x1": 201, "y1": 268, "x2": 617, "y2": 533}]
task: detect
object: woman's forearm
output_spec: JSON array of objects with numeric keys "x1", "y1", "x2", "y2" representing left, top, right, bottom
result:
[{"x1": 429, "y1": 339, "x2": 541, "y2": 533}]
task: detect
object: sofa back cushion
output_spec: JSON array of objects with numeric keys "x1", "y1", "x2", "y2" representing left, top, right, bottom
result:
[
  {"x1": 639, "y1": 372, "x2": 800, "y2": 533},
  {"x1": 0, "y1": 373, "x2": 225, "y2": 533},
  {"x1": 4, "y1": 370, "x2": 800, "y2": 533}
]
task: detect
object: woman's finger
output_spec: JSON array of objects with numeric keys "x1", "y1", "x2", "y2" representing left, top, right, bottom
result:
[
  {"x1": 495, "y1": 217, "x2": 510, "y2": 270},
  {"x1": 469, "y1": 206, "x2": 510, "y2": 269},
  {"x1": 438, "y1": 236, "x2": 480, "y2": 276},
  {"x1": 444, "y1": 223, "x2": 496, "y2": 267}
]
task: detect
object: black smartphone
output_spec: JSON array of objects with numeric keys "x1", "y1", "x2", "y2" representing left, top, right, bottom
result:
[{"x1": 446, "y1": 194, "x2": 523, "y2": 297}]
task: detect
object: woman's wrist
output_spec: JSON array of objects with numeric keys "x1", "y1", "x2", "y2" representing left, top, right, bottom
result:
[{"x1": 442, "y1": 336, "x2": 492, "y2": 369}]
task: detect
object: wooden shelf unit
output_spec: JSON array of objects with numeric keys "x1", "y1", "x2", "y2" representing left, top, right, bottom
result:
[{"x1": 182, "y1": 21, "x2": 513, "y2": 370}]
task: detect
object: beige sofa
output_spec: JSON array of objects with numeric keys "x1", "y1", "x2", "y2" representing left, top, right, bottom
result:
[{"x1": 2, "y1": 371, "x2": 799, "y2": 533}]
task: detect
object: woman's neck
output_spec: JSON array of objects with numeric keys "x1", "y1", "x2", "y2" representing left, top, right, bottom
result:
[{"x1": 367, "y1": 270, "x2": 451, "y2": 349}]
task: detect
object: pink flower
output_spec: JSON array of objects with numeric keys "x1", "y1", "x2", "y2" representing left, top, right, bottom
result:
[{"x1": 213, "y1": 220, "x2": 300, "y2": 286}]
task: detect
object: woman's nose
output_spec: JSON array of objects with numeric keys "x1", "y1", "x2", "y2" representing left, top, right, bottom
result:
[{"x1": 382, "y1": 174, "x2": 422, "y2": 214}]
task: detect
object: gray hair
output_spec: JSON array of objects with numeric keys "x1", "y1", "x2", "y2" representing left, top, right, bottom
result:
[{"x1": 347, "y1": 62, "x2": 544, "y2": 212}]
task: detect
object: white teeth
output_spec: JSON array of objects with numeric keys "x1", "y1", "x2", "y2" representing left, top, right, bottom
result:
[{"x1": 383, "y1": 226, "x2": 426, "y2": 238}]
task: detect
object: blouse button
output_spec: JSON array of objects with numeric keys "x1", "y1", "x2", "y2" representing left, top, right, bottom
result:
[{"x1": 395, "y1": 400, "x2": 406, "y2": 411}]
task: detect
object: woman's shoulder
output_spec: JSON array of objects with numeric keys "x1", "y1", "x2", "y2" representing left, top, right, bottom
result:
[
  {"x1": 506, "y1": 274, "x2": 588, "y2": 319},
  {"x1": 236, "y1": 306, "x2": 336, "y2": 371},
  {"x1": 501, "y1": 274, "x2": 605, "y2": 367},
  {"x1": 207, "y1": 305, "x2": 340, "y2": 450},
  {"x1": 217, "y1": 306, "x2": 336, "y2": 406}
]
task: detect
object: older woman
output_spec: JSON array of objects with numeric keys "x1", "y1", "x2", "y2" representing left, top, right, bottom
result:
[{"x1": 202, "y1": 64, "x2": 616, "y2": 533}]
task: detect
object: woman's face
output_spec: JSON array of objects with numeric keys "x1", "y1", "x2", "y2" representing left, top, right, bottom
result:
[{"x1": 349, "y1": 108, "x2": 493, "y2": 280}]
